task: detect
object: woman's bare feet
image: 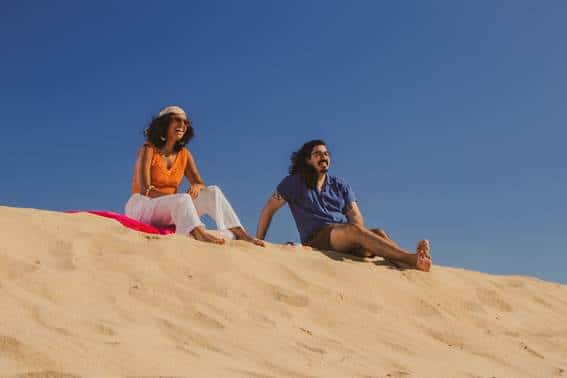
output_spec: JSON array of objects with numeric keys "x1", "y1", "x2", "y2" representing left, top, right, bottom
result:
[
  {"x1": 190, "y1": 226, "x2": 225, "y2": 245},
  {"x1": 229, "y1": 226, "x2": 266, "y2": 247},
  {"x1": 415, "y1": 239, "x2": 432, "y2": 272}
]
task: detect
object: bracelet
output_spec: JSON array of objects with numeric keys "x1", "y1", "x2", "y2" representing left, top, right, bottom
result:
[{"x1": 144, "y1": 185, "x2": 155, "y2": 196}]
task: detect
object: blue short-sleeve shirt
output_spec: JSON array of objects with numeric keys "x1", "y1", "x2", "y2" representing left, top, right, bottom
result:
[{"x1": 276, "y1": 174, "x2": 357, "y2": 243}]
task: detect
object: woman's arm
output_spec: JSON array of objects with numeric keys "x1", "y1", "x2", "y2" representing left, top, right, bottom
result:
[
  {"x1": 135, "y1": 144, "x2": 168, "y2": 198},
  {"x1": 184, "y1": 148, "x2": 206, "y2": 198}
]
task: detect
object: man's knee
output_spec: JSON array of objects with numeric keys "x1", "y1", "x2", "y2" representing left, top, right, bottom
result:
[
  {"x1": 342, "y1": 223, "x2": 364, "y2": 234},
  {"x1": 370, "y1": 228, "x2": 389, "y2": 239},
  {"x1": 333, "y1": 225, "x2": 375, "y2": 256},
  {"x1": 342, "y1": 225, "x2": 386, "y2": 243},
  {"x1": 350, "y1": 224, "x2": 381, "y2": 237},
  {"x1": 337, "y1": 224, "x2": 367, "y2": 242},
  {"x1": 329, "y1": 224, "x2": 364, "y2": 251}
]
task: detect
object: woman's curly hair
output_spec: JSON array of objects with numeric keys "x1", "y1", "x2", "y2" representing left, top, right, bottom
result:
[
  {"x1": 289, "y1": 139, "x2": 327, "y2": 189},
  {"x1": 143, "y1": 112, "x2": 194, "y2": 152}
]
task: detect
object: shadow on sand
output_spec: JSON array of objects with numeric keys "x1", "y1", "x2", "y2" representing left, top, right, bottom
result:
[{"x1": 312, "y1": 248, "x2": 411, "y2": 271}]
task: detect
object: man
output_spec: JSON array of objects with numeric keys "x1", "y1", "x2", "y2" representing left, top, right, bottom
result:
[{"x1": 256, "y1": 139, "x2": 432, "y2": 271}]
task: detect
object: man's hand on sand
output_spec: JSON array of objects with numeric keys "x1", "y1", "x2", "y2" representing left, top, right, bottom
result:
[{"x1": 252, "y1": 238, "x2": 266, "y2": 247}]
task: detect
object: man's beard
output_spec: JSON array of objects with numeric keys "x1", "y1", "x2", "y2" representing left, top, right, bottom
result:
[
  {"x1": 318, "y1": 160, "x2": 329, "y2": 173},
  {"x1": 300, "y1": 165, "x2": 319, "y2": 189},
  {"x1": 300, "y1": 162, "x2": 328, "y2": 188}
]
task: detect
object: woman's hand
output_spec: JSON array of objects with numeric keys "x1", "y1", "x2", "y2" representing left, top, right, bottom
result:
[{"x1": 188, "y1": 183, "x2": 205, "y2": 199}]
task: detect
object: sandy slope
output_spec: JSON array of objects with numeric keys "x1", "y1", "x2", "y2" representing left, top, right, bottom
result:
[{"x1": 0, "y1": 205, "x2": 566, "y2": 378}]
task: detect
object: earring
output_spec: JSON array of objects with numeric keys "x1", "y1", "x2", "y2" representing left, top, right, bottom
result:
[{"x1": 160, "y1": 136, "x2": 166, "y2": 141}]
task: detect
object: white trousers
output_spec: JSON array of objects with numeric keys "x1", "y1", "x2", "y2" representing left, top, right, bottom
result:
[{"x1": 124, "y1": 185, "x2": 242, "y2": 237}]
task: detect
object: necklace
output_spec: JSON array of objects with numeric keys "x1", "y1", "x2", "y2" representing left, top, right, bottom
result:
[{"x1": 157, "y1": 148, "x2": 175, "y2": 157}]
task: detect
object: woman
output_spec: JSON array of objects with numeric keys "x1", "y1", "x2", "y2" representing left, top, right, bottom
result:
[{"x1": 125, "y1": 105, "x2": 264, "y2": 246}]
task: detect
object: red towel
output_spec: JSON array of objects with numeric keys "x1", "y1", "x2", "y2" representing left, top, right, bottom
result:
[{"x1": 67, "y1": 210, "x2": 176, "y2": 235}]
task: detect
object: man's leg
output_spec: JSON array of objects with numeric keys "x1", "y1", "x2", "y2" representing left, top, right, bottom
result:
[
  {"x1": 328, "y1": 224, "x2": 431, "y2": 271},
  {"x1": 354, "y1": 228, "x2": 395, "y2": 258},
  {"x1": 364, "y1": 228, "x2": 412, "y2": 268},
  {"x1": 359, "y1": 228, "x2": 430, "y2": 257}
]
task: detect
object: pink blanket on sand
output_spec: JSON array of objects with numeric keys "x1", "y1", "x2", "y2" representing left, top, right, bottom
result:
[{"x1": 67, "y1": 211, "x2": 176, "y2": 235}]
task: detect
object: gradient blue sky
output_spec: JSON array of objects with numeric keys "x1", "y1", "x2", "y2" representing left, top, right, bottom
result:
[{"x1": 1, "y1": 1, "x2": 565, "y2": 283}]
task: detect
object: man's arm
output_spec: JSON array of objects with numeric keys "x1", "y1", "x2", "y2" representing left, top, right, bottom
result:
[
  {"x1": 256, "y1": 192, "x2": 287, "y2": 240},
  {"x1": 345, "y1": 201, "x2": 364, "y2": 226}
]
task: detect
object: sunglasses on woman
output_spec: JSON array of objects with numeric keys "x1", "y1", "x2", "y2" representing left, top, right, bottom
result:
[{"x1": 171, "y1": 116, "x2": 189, "y2": 126}]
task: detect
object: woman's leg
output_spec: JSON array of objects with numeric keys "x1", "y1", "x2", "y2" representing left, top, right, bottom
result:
[
  {"x1": 126, "y1": 193, "x2": 224, "y2": 244},
  {"x1": 193, "y1": 186, "x2": 264, "y2": 246},
  {"x1": 192, "y1": 186, "x2": 242, "y2": 230},
  {"x1": 148, "y1": 194, "x2": 202, "y2": 234}
]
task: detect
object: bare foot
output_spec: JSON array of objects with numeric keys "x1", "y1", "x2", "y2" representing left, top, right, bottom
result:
[
  {"x1": 415, "y1": 240, "x2": 432, "y2": 272},
  {"x1": 415, "y1": 252, "x2": 432, "y2": 272},
  {"x1": 190, "y1": 227, "x2": 225, "y2": 245},
  {"x1": 229, "y1": 227, "x2": 266, "y2": 247},
  {"x1": 416, "y1": 240, "x2": 431, "y2": 258}
]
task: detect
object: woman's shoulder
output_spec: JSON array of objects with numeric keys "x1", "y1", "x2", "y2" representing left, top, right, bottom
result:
[
  {"x1": 180, "y1": 146, "x2": 192, "y2": 159},
  {"x1": 139, "y1": 142, "x2": 156, "y2": 151},
  {"x1": 137, "y1": 143, "x2": 156, "y2": 160}
]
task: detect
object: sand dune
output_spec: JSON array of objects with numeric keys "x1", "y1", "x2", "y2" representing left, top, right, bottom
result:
[{"x1": 0, "y1": 205, "x2": 566, "y2": 377}]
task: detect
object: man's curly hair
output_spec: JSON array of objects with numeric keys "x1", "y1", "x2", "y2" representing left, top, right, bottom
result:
[{"x1": 289, "y1": 139, "x2": 327, "y2": 189}]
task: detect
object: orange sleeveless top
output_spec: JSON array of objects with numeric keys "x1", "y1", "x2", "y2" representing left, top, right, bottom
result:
[{"x1": 132, "y1": 143, "x2": 189, "y2": 195}]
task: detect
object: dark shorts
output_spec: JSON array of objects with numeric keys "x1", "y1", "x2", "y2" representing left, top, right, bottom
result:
[{"x1": 304, "y1": 224, "x2": 338, "y2": 251}]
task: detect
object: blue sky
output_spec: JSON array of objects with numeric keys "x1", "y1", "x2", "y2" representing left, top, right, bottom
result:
[{"x1": 1, "y1": 1, "x2": 565, "y2": 283}]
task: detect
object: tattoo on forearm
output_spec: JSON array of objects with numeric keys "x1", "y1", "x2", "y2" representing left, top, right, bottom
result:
[{"x1": 271, "y1": 192, "x2": 283, "y2": 201}]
